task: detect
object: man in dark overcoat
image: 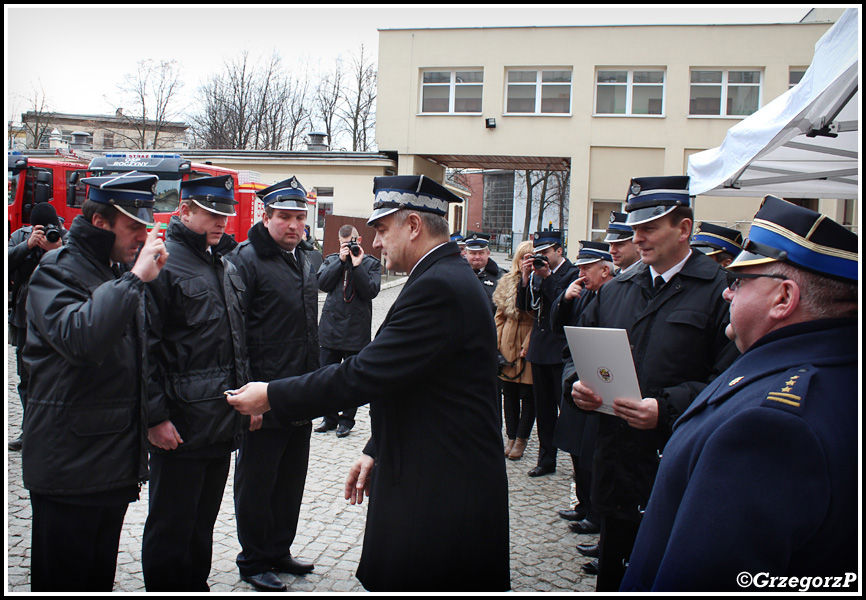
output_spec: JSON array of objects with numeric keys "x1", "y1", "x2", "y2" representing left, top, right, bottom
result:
[
  {"x1": 517, "y1": 230, "x2": 581, "y2": 477},
  {"x1": 142, "y1": 175, "x2": 250, "y2": 592},
  {"x1": 315, "y1": 224, "x2": 381, "y2": 438},
  {"x1": 227, "y1": 177, "x2": 320, "y2": 591},
  {"x1": 569, "y1": 176, "x2": 738, "y2": 591},
  {"x1": 464, "y1": 232, "x2": 506, "y2": 313},
  {"x1": 622, "y1": 196, "x2": 858, "y2": 591},
  {"x1": 227, "y1": 175, "x2": 510, "y2": 592},
  {"x1": 22, "y1": 172, "x2": 167, "y2": 590}
]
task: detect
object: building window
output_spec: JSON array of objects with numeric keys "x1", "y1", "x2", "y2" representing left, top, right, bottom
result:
[
  {"x1": 595, "y1": 69, "x2": 665, "y2": 116},
  {"x1": 690, "y1": 69, "x2": 761, "y2": 116},
  {"x1": 789, "y1": 68, "x2": 807, "y2": 89},
  {"x1": 590, "y1": 201, "x2": 622, "y2": 242},
  {"x1": 505, "y1": 69, "x2": 571, "y2": 115},
  {"x1": 421, "y1": 70, "x2": 483, "y2": 114},
  {"x1": 316, "y1": 187, "x2": 334, "y2": 230}
]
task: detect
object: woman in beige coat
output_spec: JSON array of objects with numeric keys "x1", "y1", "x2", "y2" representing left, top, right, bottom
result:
[{"x1": 493, "y1": 240, "x2": 535, "y2": 460}]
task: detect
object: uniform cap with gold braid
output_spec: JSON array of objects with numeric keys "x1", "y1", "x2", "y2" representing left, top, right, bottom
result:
[
  {"x1": 728, "y1": 195, "x2": 857, "y2": 282},
  {"x1": 691, "y1": 222, "x2": 744, "y2": 257},
  {"x1": 575, "y1": 240, "x2": 612, "y2": 266}
]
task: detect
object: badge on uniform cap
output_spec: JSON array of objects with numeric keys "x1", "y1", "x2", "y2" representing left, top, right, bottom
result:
[
  {"x1": 226, "y1": 178, "x2": 233, "y2": 191},
  {"x1": 631, "y1": 183, "x2": 641, "y2": 196}
]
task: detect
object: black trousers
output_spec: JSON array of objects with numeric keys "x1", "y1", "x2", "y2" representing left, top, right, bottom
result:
[
  {"x1": 318, "y1": 347, "x2": 359, "y2": 428},
  {"x1": 234, "y1": 424, "x2": 312, "y2": 576},
  {"x1": 30, "y1": 493, "x2": 128, "y2": 591},
  {"x1": 502, "y1": 380, "x2": 535, "y2": 440},
  {"x1": 530, "y1": 362, "x2": 563, "y2": 470},
  {"x1": 570, "y1": 455, "x2": 599, "y2": 524},
  {"x1": 597, "y1": 515, "x2": 641, "y2": 592},
  {"x1": 142, "y1": 451, "x2": 231, "y2": 591}
]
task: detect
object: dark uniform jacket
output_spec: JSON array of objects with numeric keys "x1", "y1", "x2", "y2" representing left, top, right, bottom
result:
[
  {"x1": 517, "y1": 258, "x2": 581, "y2": 365},
  {"x1": 228, "y1": 221, "x2": 320, "y2": 427},
  {"x1": 265, "y1": 242, "x2": 510, "y2": 592},
  {"x1": 146, "y1": 216, "x2": 249, "y2": 454},
  {"x1": 317, "y1": 251, "x2": 381, "y2": 352},
  {"x1": 475, "y1": 258, "x2": 506, "y2": 313},
  {"x1": 572, "y1": 253, "x2": 737, "y2": 522},
  {"x1": 8, "y1": 224, "x2": 69, "y2": 344},
  {"x1": 22, "y1": 216, "x2": 149, "y2": 496},
  {"x1": 622, "y1": 318, "x2": 858, "y2": 591}
]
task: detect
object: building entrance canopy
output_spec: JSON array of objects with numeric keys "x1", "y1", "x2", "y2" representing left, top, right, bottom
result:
[
  {"x1": 688, "y1": 8, "x2": 858, "y2": 200},
  {"x1": 420, "y1": 154, "x2": 570, "y2": 172}
]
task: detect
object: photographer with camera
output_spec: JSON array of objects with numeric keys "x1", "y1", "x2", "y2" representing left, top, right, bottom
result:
[
  {"x1": 8, "y1": 203, "x2": 68, "y2": 451},
  {"x1": 315, "y1": 225, "x2": 381, "y2": 438},
  {"x1": 516, "y1": 230, "x2": 580, "y2": 478}
]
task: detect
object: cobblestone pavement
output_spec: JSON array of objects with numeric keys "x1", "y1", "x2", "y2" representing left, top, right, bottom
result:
[{"x1": 6, "y1": 264, "x2": 599, "y2": 593}]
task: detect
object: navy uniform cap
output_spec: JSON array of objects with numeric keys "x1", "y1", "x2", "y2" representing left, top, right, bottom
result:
[
  {"x1": 258, "y1": 176, "x2": 308, "y2": 211},
  {"x1": 604, "y1": 211, "x2": 634, "y2": 243},
  {"x1": 575, "y1": 240, "x2": 612, "y2": 265},
  {"x1": 450, "y1": 231, "x2": 466, "y2": 246},
  {"x1": 532, "y1": 230, "x2": 561, "y2": 252},
  {"x1": 625, "y1": 176, "x2": 691, "y2": 226},
  {"x1": 729, "y1": 195, "x2": 857, "y2": 282},
  {"x1": 82, "y1": 170, "x2": 158, "y2": 225},
  {"x1": 691, "y1": 222, "x2": 744, "y2": 257},
  {"x1": 465, "y1": 232, "x2": 490, "y2": 250},
  {"x1": 368, "y1": 175, "x2": 463, "y2": 225},
  {"x1": 181, "y1": 175, "x2": 238, "y2": 217}
]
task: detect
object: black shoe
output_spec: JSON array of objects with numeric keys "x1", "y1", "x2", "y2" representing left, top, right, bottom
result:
[
  {"x1": 8, "y1": 437, "x2": 22, "y2": 452},
  {"x1": 271, "y1": 555, "x2": 314, "y2": 576},
  {"x1": 558, "y1": 508, "x2": 587, "y2": 522},
  {"x1": 242, "y1": 571, "x2": 287, "y2": 592},
  {"x1": 527, "y1": 465, "x2": 555, "y2": 477},
  {"x1": 314, "y1": 421, "x2": 337, "y2": 433},
  {"x1": 581, "y1": 559, "x2": 599, "y2": 575},
  {"x1": 569, "y1": 519, "x2": 601, "y2": 534},
  {"x1": 577, "y1": 543, "x2": 599, "y2": 558},
  {"x1": 335, "y1": 425, "x2": 351, "y2": 438}
]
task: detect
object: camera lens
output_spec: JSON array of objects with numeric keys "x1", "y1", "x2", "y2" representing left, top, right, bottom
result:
[{"x1": 45, "y1": 227, "x2": 61, "y2": 244}]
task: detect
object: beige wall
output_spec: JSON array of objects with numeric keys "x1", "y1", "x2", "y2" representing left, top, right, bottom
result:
[{"x1": 377, "y1": 22, "x2": 836, "y2": 253}]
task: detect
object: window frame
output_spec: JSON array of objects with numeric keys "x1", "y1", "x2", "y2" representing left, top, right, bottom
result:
[
  {"x1": 688, "y1": 68, "x2": 763, "y2": 118},
  {"x1": 593, "y1": 68, "x2": 666, "y2": 117},
  {"x1": 504, "y1": 68, "x2": 573, "y2": 116},
  {"x1": 419, "y1": 69, "x2": 484, "y2": 115}
]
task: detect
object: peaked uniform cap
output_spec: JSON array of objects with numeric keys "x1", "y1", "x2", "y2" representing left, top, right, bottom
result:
[
  {"x1": 729, "y1": 195, "x2": 858, "y2": 281},
  {"x1": 465, "y1": 232, "x2": 491, "y2": 250},
  {"x1": 258, "y1": 176, "x2": 308, "y2": 210},
  {"x1": 691, "y1": 222, "x2": 744, "y2": 256},
  {"x1": 625, "y1": 175, "x2": 692, "y2": 226},
  {"x1": 181, "y1": 174, "x2": 238, "y2": 216},
  {"x1": 532, "y1": 230, "x2": 561, "y2": 252},
  {"x1": 575, "y1": 240, "x2": 612, "y2": 265},
  {"x1": 368, "y1": 175, "x2": 463, "y2": 225},
  {"x1": 82, "y1": 170, "x2": 158, "y2": 225},
  {"x1": 604, "y1": 211, "x2": 634, "y2": 242}
]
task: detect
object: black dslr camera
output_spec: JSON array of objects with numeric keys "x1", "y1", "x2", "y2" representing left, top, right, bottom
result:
[
  {"x1": 43, "y1": 224, "x2": 61, "y2": 244},
  {"x1": 347, "y1": 237, "x2": 361, "y2": 257},
  {"x1": 530, "y1": 254, "x2": 549, "y2": 269}
]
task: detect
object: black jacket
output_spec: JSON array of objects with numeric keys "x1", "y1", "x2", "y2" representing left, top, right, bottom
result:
[
  {"x1": 265, "y1": 242, "x2": 510, "y2": 591},
  {"x1": 146, "y1": 216, "x2": 249, "y2": 454},
  {"x1": 572, "y1": 253, "x2": 738, "y2": 521},
  {"x1": 474, "y1": 258, "x2": 506, "y2": 314},
  {"x1": 22, "y1": 216, "x2": 149, "y2": 495},
  {"x1": 317, "y1": 252, "x2": 381, "y2": 352},
  {"x1": 8, "y1": 224, "x2": 69, "y2": 341},
  {"x1": 228, "y1": 221, "x2": 320, "y2": 427},
  {"x1": 517, "y1": 258, "x2": 581, "y2": 365}
]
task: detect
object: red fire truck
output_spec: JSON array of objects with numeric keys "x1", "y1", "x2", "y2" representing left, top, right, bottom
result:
[{"x1": 8, "y1": 150, "x2": 264, "y2": 240}]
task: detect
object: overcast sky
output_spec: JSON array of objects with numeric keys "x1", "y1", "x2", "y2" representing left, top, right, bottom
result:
[{"x1": 6, "y1": 4, "x2": 817, "y2": 127}]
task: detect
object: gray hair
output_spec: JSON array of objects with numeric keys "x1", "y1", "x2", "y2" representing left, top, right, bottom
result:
[
  {"x1": 392, "y1": 209, "x2": 450, "y2": 239},
  {"x1": 765, "y1": 263, "x2": 858, "y2": 320}
]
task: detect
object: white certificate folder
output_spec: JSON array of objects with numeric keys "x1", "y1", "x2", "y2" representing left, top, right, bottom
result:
[{"x1": 564, "y1": 326, "x2": 642, "y2": 417}]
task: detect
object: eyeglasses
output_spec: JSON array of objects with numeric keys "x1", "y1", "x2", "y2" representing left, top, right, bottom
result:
[{"x1": 724, "y1": 271, "x2": 788, "y2": 292}]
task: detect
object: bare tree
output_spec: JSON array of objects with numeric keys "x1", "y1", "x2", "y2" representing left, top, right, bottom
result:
[
  {"x1": 520, "y1": 170, "x2": 553, "y2": 240},
  {"x1": 337, "y1": 44, "x2": 377, "y2": 151},
  {"x1": 109, "y1": 59, "x2": 185, "y2": 149},
  {"x1": 313, "y1": 63, "x2": 343, "y2": 149},
  {"x1": 19, "y1": 84, "x2": 52, "y2": 149},
  {"x1": 285, "y1": 70, "x2": 311, "y2": 151}
]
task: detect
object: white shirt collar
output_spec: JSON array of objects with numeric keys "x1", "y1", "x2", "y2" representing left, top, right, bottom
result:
[
  {"x1": 650, "y1": 249, "x2": 692, "y2": 283},
  {"x1": 409, "y1": 242, "x2": 448, "y2": 276}
]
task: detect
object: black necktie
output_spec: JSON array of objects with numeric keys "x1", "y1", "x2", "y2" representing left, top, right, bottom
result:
[
  {"x1": 653, "y1": 275, "x2": 666, "y2": 295},
  {"x1": 111, "y1": 264, "x2": 123, "y2": 279},
  {"x1": 282, "y1": 251, "x2": 299, "y2": 272}
]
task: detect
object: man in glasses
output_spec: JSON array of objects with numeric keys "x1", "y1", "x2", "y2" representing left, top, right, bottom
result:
[{"x1": 622, "y1": 195, "x2": 858, "y2": 591}]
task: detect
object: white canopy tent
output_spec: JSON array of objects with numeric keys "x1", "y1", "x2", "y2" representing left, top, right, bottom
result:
[{"x1": 688, "y1": 8, "x2": 859, "y2": 200}]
